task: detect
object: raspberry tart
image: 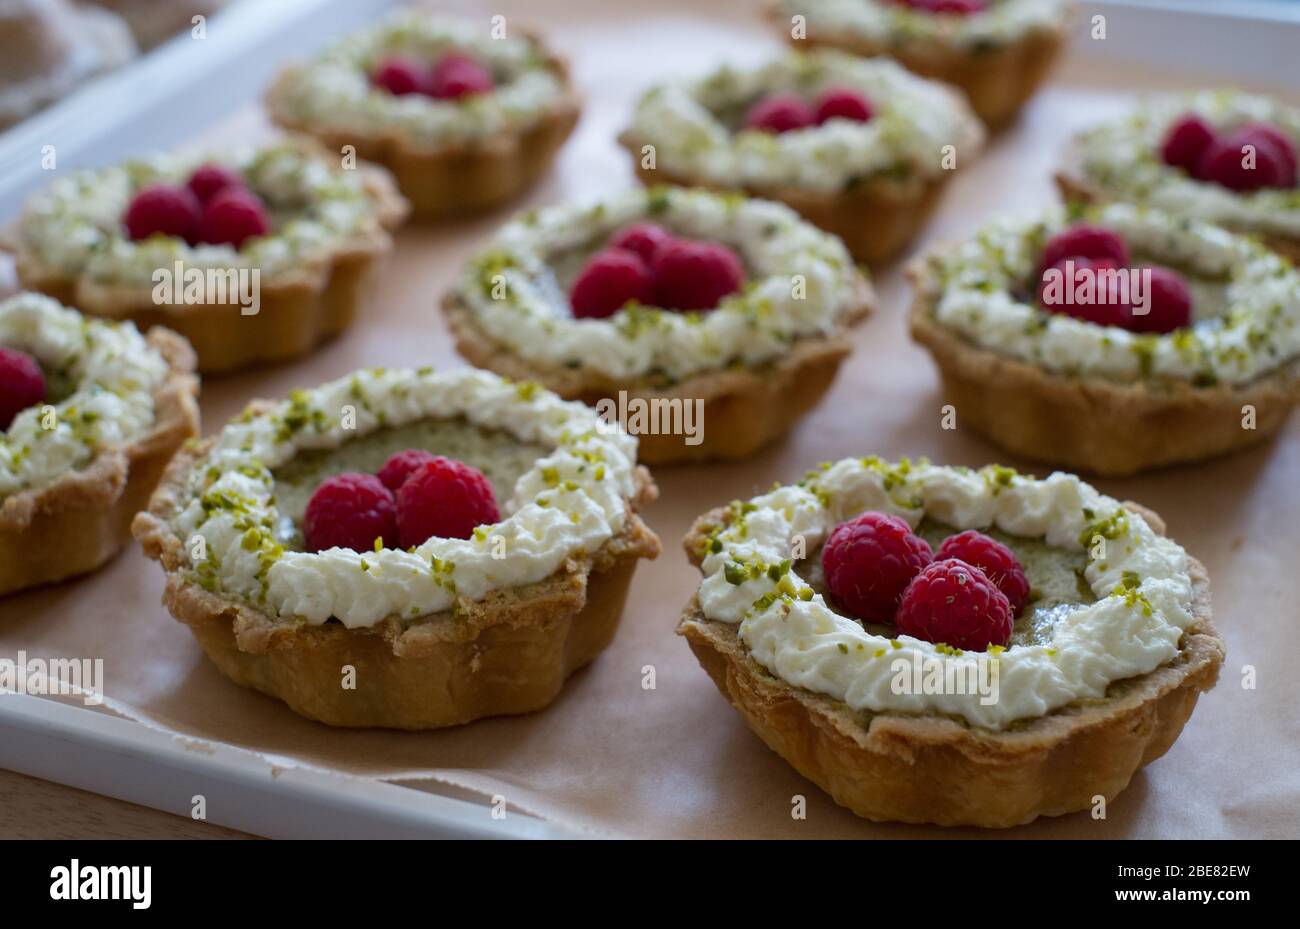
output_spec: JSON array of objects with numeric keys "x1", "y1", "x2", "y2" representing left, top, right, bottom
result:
[
  {"x1": 680, "y1": 458, "x2": 1223, "y2": 827},
  {"x1": 618, "y1": 50, "x2": 983, "y2": 266},
  {"x1": 1, "y1": 292, "x2": 198, "y2": 596},
  {"x1": 265, "y1": 12, "x2": 579, "y2": 218},
  {"x1": 442, "y1": 186, "x2": 875, "y2": 465},
  {"x1": 5, "y1": 139, "x2": 407, "y2": 374},
  {"x1": 132, "y1": 367, "x2": 659, "y2": 729},
  {"x1": 1057, "y1": 91, "x2": 1300, "y2": 262},
  {"x1": 769, "y1": 0, "x2": 1072, "y2": 130},
  {"x1": 909, "y1": 203, "x2": 1300, "y2": 475}
]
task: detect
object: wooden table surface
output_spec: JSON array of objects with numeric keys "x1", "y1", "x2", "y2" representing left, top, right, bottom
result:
[{"x1": 0, "y1": 769, "x2": 252, "y2": 840}]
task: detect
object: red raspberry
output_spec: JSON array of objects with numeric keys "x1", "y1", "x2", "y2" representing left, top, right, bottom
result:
[
  {"x1": 1195, "y1": 129, "x2": 1294, "y2": 191},
  {"x1": 896, "y1": 559, "x2": 1013, "y2": 652},
  {"x1": 569, "y1": 248, "x2": 655, "y2": 319},
  {"x1": 1159, "y1": 113, "x2": 1216, "y2": 173},
  {"x1": 377, "y1": 449, "x2": 438, "y2": 492},
  {"x1": 610, "y1": 223, "x2": 674, "y2": 265},
  {"x1": 1039, "y1": 224, "x2": 1130, "y2": 275},
  {"x1": 303, "y1": 473, "x2": 397, "y2": 553},
  {"x1": 1128, "y1": 266, "x2": 1192, "y2": 334},
  {"x1": 935, "y1": 530, "x2": 1030, "y2": 616},
  {"x1": 186, "y1": 163, "x2": 244, "y2": 203},
  {"x1": 822, "y1": 512, "x2": 934, "y2": 624},
  {"x1": 123, "y1": 184, "x2": 201, "y2": 242},
  {"x1": 1240, "y1": 122, "x2": 1297, "y2": 185},
  {"x1": 429, "y1": 52, "x2": 494, "y2": 99},
  {"x1": 814, "y1": 86, "x2": 874, "y2": 124},
  {"x1": 196, "y1": 187, "x2": 270, "y2": 249},
  {"x1": 0, "y1": 346, "x2": 46, "y2": 430},
  {"x1": 396, "y1": 457, "x2": 500, "y2": 547},
  {"x1": 651, "y1": 239, "x2": 745, "y2": 312},
  {"x1": 901, "y1": 0, "x2": 988, "y2": 13},
  {"x1": 372, "y1": 56, "x2": 431, "y2": 96},
  {"x1": 1037, "y1": 256, "x2": 1130, "y2": 327},
  {"x1": 743, "y1": 94, "x2": 815, "y2": 134}
]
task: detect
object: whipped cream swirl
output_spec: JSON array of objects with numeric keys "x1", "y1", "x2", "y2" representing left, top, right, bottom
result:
[
  {"x1": 695, "y1": 458, "x2": 1197, "y2": 730},
  {"x1": 777, "y1": 0, "x2": 1071, "y2": 49},
  {"x1": 451, "y1": 186, "x2": 864, "y2": 381},
  {"x1": 626, "y1": 51, "x2": 982, "y2": 193},
  {"x1": 170, "y1": 368, "x2": 640, "y2": 628},
  {"x1": 925, "y1": 203, "x2": 1300, "y2": 386},
  {"x1": 268, "y1": 13, "x2": 568, "y2": 148},
  {"x1": 16, "y1": 141, "x2": 386, "y2": 286},
  {"x1": 0, "y1": 293, "x2": 168, "y2": 498},
  {"x1": 1073, "y1": 90, "x2": 1300, "y2": 238}
]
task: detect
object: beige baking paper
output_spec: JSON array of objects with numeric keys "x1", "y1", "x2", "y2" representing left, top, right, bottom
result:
[{"x1": 1, "y1": 1, "x2": 1297, "y2": 838}]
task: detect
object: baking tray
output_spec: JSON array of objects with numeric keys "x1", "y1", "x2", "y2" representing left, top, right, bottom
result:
[{"x1": 1, "y1": 0, "x2": 1297, "y2": 839}]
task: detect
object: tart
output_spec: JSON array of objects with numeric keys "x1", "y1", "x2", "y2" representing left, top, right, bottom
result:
[
  {"x1": 5, "y1": 139, "x2": 408, "y2": 375},
  {"x1": 265, "y1": 12, "x2": 580, "y2": 219},
  {"x1": 909, "y1": 203, "x2": 1300, "y2": 475},
  {"x1": 679, "y1": 458, "x2": 1224, "y2": 827},
  {"x1": 1056, "y1": 90, "x2": 1300, "y2": 263},
  {"x1": 618, "y1": 50, "x2": 982, "y2": 266},
  {"x1": 1, "y1": 292, "x2": 198, "y2": 597},
  {"x1": 0, "y1": 0, "x2": 135, "y2": 129},
  {"x1": 442, "y1": 186, "x2": 875, "y2": 465},
  {"x1": 132, "y1": 367, "x2": 660, "y2": 730},
  {"x1": 769, "y1": 0, "x2": 1072, "y2": 130}
]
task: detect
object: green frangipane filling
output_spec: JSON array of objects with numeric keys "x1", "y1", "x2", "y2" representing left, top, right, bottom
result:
[
  {"x1": 913, "y1": 520, "x2": 1093, "y2": 646},
  {"x1": 799, "y1": 518, "x2": 1094, "y2": 648},
  {"x1": 270, "y1": 418, "x2": 548, "y2": 550}
]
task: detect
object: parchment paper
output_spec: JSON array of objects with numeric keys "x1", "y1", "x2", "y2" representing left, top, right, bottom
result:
[{"x1": 2, "y1": 0, "x2": 1297, "y2": 838}]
